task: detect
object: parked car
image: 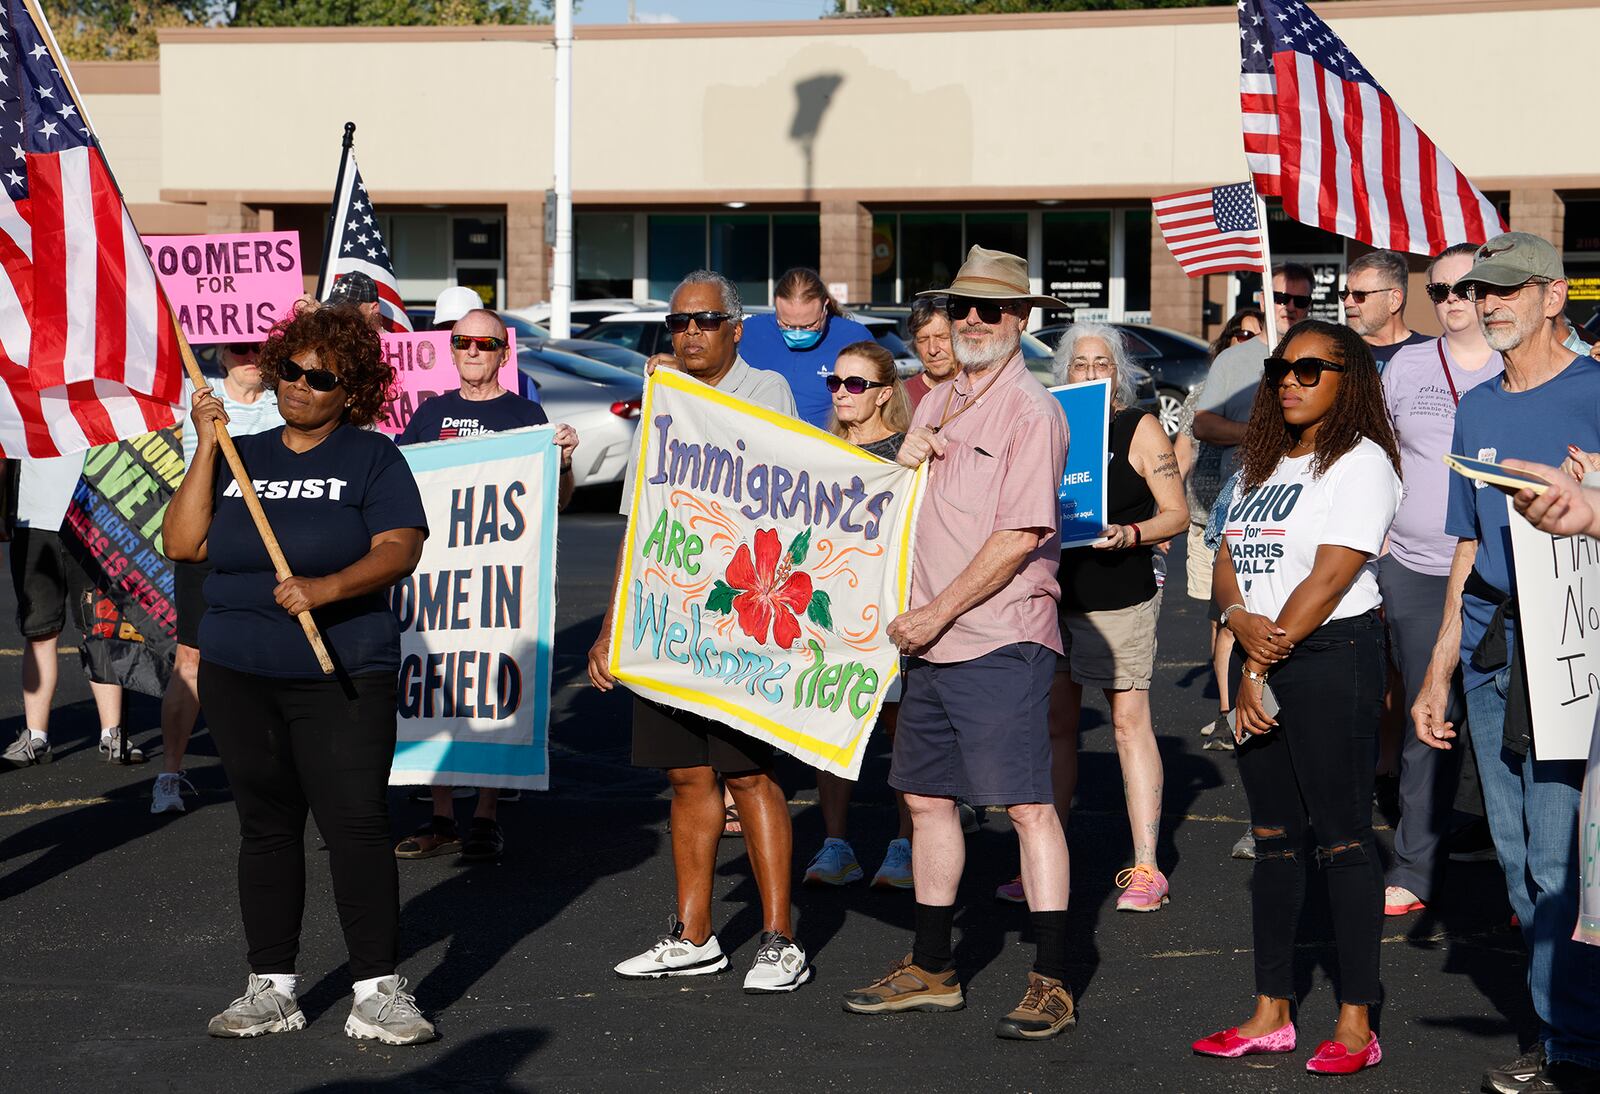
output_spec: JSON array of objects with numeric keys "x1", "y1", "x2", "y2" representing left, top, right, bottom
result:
[
  {"x1": 543, "y1": 338, "x2": 648, "y2": 375},
  {"x1": 1034, "y1": 322, "x2": 1210, "y2": 437},
  {"x1": 1017, "y1": 330, "x2": 1160, "y2": 419},
  {"x1": 509, "y1": 298, "x2": 668, "y2": 336},
  {"x1": 402, "y1": 304, "x2": 551, "y2": 343},
  {"x1": 516, "y1": 345, "x2": 643, "y2": 488}
]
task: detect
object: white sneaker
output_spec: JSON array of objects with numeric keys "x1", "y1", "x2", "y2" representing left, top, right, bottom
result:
[
  {"x1": 614, "y1": 920, "x2": 729, "y2": 979},
  {"x1": 151, "y1": 771, "x2": 195, "y2": 814},
  {"x1": 99, "y1": 726, "x2": 145, "y2": 765},
  {"x1": 742, "y1": 931, "x2": 812, "y2": 994},
  {"x1": 206, "y1": 974, "x2": 305, "y2": 1038}
]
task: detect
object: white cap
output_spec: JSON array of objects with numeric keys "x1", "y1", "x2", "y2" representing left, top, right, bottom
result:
[{"x1": 433, "y1": 285, "x2": 484, "y2": 328}]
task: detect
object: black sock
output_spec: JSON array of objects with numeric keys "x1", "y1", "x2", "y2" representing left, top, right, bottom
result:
[
  {"x1": 912, "y1": 902, "x2": 955, "y2": 972},
  {"x1": 1031, "y1": 910, "x2": 1070, "y2": 982}
]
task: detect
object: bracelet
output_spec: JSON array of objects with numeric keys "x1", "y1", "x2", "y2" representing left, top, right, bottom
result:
[
  {"x1": 1218, "y1": 603, "x2": 1246, "y2": 628},
  {"x1": 1242, "y1": 667, "x2": 1268, "y2": 683},
  {"x1": 1130, "y1": 523, "x2": 1142, "y2": 545}
]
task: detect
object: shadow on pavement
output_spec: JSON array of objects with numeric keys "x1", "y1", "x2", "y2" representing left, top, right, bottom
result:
[{"x1": 291, "y1": 1028, "x2": 549, "y2": 1093}]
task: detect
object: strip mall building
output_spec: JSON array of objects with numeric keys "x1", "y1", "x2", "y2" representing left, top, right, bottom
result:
[{"x1": 78, "y1": 0, "x2": 1600, "y2": 339}]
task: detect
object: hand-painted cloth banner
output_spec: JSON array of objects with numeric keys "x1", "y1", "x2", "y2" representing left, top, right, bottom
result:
[
  {"x1": 1050, "y1": 378, "x2": 1110, "y2": 548},
  {"x1": 1578, "y1": 707, "x2": 1600, "y2": 946},
  {"x1": 143, "y1": 231, "x2": 303, "y2": 344},
  {"x1": 60, "y1": 427, "x2": 184, "y2": 684},
  {"x1": 610, "y1": 368, "x2": 926, "y2": 779},
  {"x1": 390, "y1": 427, "x2": 557, "y2": 790},
  {"x1": 376, "y1": 331, "x2": 519, "y2": 437}
]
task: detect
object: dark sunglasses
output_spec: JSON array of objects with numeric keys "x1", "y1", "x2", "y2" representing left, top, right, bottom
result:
[
  {"x1": 1274, "y1": 292, "x2": 1313, "y2": 309},
  {"x1": 1336, "y1": 286, "x2": 1398, "y2": 303},
  {"x1": 1229, "y1": 329, "x2": 1257, "y2": 344},
  {"x1": 1458, "y1": 278, "x2": 1549, "y2": 303},
  {"x1": 279, "y1": 358, "x2": 343, "y2": 393},
  {"x1": 944, "y1": 296, "x2": 1021, "y2": 324},
  {"x1": 1264, "y1": 355, "x2": 1346, "y2": 387},
  {"x1": 1424, "y1": 281, "x2": 1468, "y2": 305},
  {"x1": 450, "y1": 334, "x2": 507, "y2": 352},
  {"x1": 665, "y1": 311, "x2": 736, "y2": 333},
  {"x1": 826, "y1": 375, "x2": 891, "y2": 394},
  {"x1": 223, "y1": 342, "x2": 261, "y2": 356}
]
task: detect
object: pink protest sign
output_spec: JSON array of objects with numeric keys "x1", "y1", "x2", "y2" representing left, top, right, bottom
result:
[
  {"x1": 142, "y1": 231, "x2": 303, "y2": 345},
  {"x1": 376, "y1": 331, "x2": 520, "y2": 436}
]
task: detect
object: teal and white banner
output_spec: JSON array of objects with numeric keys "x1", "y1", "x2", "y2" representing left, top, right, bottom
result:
[{"x1": 389, "y1": 426, "x2": 557, "y2": 790}]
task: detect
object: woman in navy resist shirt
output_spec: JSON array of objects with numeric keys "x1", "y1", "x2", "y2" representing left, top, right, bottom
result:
[{"x1": 165, "y1": 306, "x2": 435, "y2": 1045}]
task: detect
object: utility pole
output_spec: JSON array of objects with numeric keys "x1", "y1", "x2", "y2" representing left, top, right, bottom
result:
[{"x1": 550, "y1": 0, "x2": 574, "y2": 338}]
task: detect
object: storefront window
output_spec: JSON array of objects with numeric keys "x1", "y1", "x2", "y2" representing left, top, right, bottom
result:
[
  {"x1": 900, "y1": 213, "x2": 962, "y2": 298},
  {"x1": 1042, "y1": 211, "x2": 1111, "y2": 321},
  {"x1": 710, "y1": 215, "x2": 769, "y2": 306},
  {"x1": 870, "y1": 215, "x2": 897, "y2": 302},
  {"x1": 384, "y1": 213, "x2": 449, "y2": 303},
  {"x1": 575, "y1": 213, "x2": 633, "y2": 299},
  {"x1": 772, "y1": 214, "x2": 821, "y2": 286},
  {"x1": 1123, "y1": 208, "x2": 1152, "y2": 316},
  {"x1": 964, "y1": 212, "x2": 1027, "y2": 259},
  {"x1": 647, "y1": 215, "x2": 706, "y2": 301}
]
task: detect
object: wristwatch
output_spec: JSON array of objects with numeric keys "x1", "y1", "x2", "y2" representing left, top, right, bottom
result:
[{"x1": 1218, "y1": 603, "x2": 1246, "y2": 628}]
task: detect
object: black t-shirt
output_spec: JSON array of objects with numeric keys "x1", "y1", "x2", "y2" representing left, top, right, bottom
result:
[
  {"x1": 201, "y1": 424, "x2": 428, "y2": 678},
  {"x1": 397, "y1": 390, "x2": 547, "y2": 446},
  {"x1": 1370, "y1": 331, "x2": 1431, "y2": 373}
]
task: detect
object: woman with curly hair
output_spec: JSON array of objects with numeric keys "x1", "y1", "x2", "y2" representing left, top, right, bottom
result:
[
  {"x1": 164, "y1": 304, "x2": 435, "y2": 1046},
  {"x1": 1193, "y1": 319, "x2": 1401, "y2": 1075}
]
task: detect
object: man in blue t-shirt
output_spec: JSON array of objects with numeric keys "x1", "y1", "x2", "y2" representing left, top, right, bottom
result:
[
  {"x1": 394, "y1": 308, "x2": 578, "y2": 862},
  {"x1": 737, "y1": 268, "x2": 873, "y2": 429},
  {"x1": 1412, "y1": 233, "x2": 1600, "y2": 1092}
]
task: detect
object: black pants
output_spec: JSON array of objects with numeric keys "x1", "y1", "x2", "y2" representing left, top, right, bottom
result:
[
  {"x1": 199, "y1": 660, "x2": 400, "y2": 980},
  {"x1": 1236, "y1": 611, "x2": 1385, "y2": 1005}
]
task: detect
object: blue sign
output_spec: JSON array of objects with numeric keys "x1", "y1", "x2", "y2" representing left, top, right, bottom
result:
[{"x1": 1050, "y1": 379, "x2": 1111, "y2": 548}]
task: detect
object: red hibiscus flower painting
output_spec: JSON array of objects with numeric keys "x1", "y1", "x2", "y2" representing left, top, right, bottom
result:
[{"x1": 706, "y1": 527, "x2": 833, "y2": 649}]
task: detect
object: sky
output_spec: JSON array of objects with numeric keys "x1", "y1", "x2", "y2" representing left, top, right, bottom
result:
[{"x1": 574, "y1": 0, "x2": 832, "y2": 24}]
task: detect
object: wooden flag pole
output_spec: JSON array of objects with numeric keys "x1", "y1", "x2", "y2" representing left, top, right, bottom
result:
[
  {"x1": 24, "y1": 0, "x2": 335, "y2": 675},
  {"x1": 1254, "y1": 190, "x2": 1280, "y2": 351}
]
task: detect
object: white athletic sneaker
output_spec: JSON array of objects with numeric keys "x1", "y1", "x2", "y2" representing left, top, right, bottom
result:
[
  {"x1": 614, "y1": 920, "x2": 730, "y2": 979},
  {"x1": 206, "y1": 974, "x2": 306, "y2": 1038},
  {"x1": 344, "y1": 976, "x2": 436, "y2": 1045},
  {"x1": 742, "y1": 931, "x2": 812, "y2": 994},
  {"x1": 151, "y1": 772, "x2": 195, "y2": 814},
  {"x1": 99, "y1": 726, "x2": 145, "y2": 765},
  {"x1": 804, "y1": 838, "x2": 864, "y2": 886}
]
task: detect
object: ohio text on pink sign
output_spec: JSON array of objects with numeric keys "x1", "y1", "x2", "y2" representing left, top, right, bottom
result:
[
  {"x1": 377, "y1": 331, "x2": 519, "y2": 436},
  {"x1": 142, "y1": 231, "x2": 303, "y2": 345}
]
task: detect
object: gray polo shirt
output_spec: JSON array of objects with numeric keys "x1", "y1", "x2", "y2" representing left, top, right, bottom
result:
[
  {"x1": 1194, "y1": 336, "x2": 1269, "y2": 485},
  {"x1": 617, "y1": 355, "x2": 798, "y2": 515}
]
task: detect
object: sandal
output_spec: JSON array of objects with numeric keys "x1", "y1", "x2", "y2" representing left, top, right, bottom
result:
[
  {"x1": 394, "y1": 816, "x2": 461, "y2": 859},
  {"x1": 461, "y1": 818, "x2": 505, "y2": 862},
  {"x1": 721, "y1": 803, "x2": 744, "y2": 840}
]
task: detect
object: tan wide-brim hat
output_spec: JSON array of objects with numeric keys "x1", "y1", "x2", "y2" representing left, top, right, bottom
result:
[{"x1": 914, "y1": 244, "x2": 1068, "y2": 310}]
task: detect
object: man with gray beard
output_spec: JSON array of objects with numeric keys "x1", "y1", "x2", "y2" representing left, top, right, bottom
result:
[
  {"x1": 1412, "y1": 233, "x2": 1600, "y2": 1094},
  {"x1": 842, "y1": 247, "x2": 1075, "y2": 1042}
]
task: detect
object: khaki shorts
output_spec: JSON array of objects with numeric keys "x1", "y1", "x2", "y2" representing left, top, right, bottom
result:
[
  {"x1": 1057, "y1": 592, "x2": 1161, "y2": 691},
  {"x1": 1185, "y1": 521, "x2": 1216, "y2": 603}
]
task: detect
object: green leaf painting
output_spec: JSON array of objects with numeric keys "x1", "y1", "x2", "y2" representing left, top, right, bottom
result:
[
  {"x1": 807, "y1": 589, "x2": 833, "y2": 631},
  {"x1": 706, "y1": 580, "x2": 735, "y2": 614}
]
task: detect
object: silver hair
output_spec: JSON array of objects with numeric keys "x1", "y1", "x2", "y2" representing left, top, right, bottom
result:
[
  {"x1": 1347, "y1": 249, "x2": 1410, "y2": 298},
  {"x1": 675, "y1": 270, "x2": 744, "y2": 320},
  {"x1": 1052, "y1": 322, "x2": 1137, "y2": 409}
]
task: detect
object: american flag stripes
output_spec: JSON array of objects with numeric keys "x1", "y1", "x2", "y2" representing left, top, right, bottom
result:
[
  {"x1": 319, "y1": 147, "x2": 412, "y2": 332},
  {"x1": 0, "y1": 0, "x2": 183, "y2": 458},
  {"x1": 1240, "y1": 0, "x2": 1503, "y2": 255},
  {"x1": 1153, "y1": 182, "x2": 1265, "y2": 277}
]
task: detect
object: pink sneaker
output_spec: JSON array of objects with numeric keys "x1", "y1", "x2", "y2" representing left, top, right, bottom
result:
[
  {"x1": 1192, "y1": 1022, "x2": 1297, "y2": 1058},
  {"x1": 1115, "y1": 865, "x2": 1170, "y2": 912},
  {"x1": 994, "y1": 875, "x2": 1026, "y2": 903}
]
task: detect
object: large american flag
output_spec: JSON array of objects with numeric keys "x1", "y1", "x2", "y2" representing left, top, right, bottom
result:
[
  {"x1": 319, "y1": 148, "x2": 411, "y2": 332},
  {"x1": 0, "y1": 0, "x2": 182, "y2": 458},
  {"x1": 1240, "y1": 0, "x2": 1503, "y2": 255},
  {"x1": 1153, "y1": 182, "x2": 1264, "y2": 277}
]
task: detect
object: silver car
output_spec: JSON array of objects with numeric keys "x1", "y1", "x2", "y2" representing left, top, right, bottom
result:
[{"x1": 517, "y1": 345, "x2": 643, "y2": 488}]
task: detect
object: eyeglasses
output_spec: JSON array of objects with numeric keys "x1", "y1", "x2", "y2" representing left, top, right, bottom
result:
[
  {"x1": 1424, "y1": 281, "x2": 1468, "y2": 305},
  {"x1": 1264, "y1": 355, "x2": 1346, "y2": 387},
  {"x1": 450, "y1": 334, "x2": 507, "y2": 352},
  {"x1": 1274, "y1": 292, "x2": 1313, "y2": 310},
  {"x1": 279, "y1": 358, "x2": 343, "y2": 393},
  {"x1": 826, "y1": 375, "x2": 891, "y2": 394},
  {"x1": 1458, "y1": 278, "x2": 1550, "y2": 303},
  {"x1": 944, "y1": 296, "x2": 1021, "y2": 324},
  {"x1": 777, "y1": 315, "x2": 825, "y2": 332},
  {"x1": 1230, "y1": 329, "x2": 1258, "y2": 344},
  {"x1": 1336, "y1": 286, "x2": 1399, "y2": 303},
  {"x1": 665, "y1": 311, "x2": 737, "y2": 333},
  {"x1": 223, "y1": 342, "x2": 261, "y2": 356},
  {"x1": 1068, "y1": 358, "x2": 1115, "y2": 373}
]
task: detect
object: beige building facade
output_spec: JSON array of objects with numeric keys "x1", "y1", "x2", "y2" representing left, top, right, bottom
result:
[{"x1": 75, "y1": 0, "x2": 1600, "y2": 337}]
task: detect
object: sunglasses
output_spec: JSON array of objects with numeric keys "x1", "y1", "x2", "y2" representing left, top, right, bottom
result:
[
  {"x1": 665, "y1": 311, "x2": 736, "y2": 333},
  {"x1": 1424, "y1": 281, "x2": 1468, "y2": 305},
  {"x1": 450, "y1": 334, "x2": 507, "y2": 352},
  {"x1": 944, "y1": 296, "x2": 1021, "y2": 324},
  {"x1": 1458, "y1": 278, "x2": 1550, "y2": 303},
  {"x1": 223, "y1": 342, "x2": 261, "y2": 356},
  {"x1": 1336, "y1": 286, "x2": 1399, "y2": 303},
  {"x1": 279, "y1": 358, "x2": 343, "y2": 393},
  {"x1": 1264, "y1": 355, "x2": 1346, "y2": 387},
  {"x1": 1274, "y1": 292, "x2": 1313, "y2": 309},
  {"x1": 1230, "y1": 329, "x2": 1258, "y2": 344},
  {"x1": 826, "y1": 375, "x2": 891, "y2": 394}
]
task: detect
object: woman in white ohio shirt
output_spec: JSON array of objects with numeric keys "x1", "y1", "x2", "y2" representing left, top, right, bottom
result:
[{"x1": 1193, "y1": 319, "x2": 1401, "y2": 1076}]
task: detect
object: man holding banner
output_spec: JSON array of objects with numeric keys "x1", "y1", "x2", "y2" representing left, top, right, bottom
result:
[
  {"x1": 842, "y1": 247, "x2": 1076, "y2": 1041},
  {"x1": 587, "y1": 271, "x2": 817, "y2": 994}
]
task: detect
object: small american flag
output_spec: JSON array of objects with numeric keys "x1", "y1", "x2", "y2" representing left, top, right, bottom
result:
[
  {"x1": 0, "y1": 0, "x2": 182, "y2": 458},
  {"x1": 1153, "y1": 182, "x2": 1264, "y2": 277},
  {"x1": 319, "y1": 146, "x2": 412, "y2": 332},
  {"x1": 1240, "y1": 0, "x2": 1503, "y2": 255}
]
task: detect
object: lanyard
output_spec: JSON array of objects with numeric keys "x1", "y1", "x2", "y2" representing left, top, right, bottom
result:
[
  {"x1": 1435, "y1": 339, "x2": 1460, "y2": 406},
  {"x1": 933, "y1": 363, "x2": 1007, "y2": 433}
]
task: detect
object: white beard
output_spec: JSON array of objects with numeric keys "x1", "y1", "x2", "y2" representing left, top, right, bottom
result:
[{"x1": 954, "y1": 331, "x2": 1017, "y2": 372}]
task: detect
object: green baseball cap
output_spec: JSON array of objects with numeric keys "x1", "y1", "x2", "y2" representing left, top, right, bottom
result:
[{"x1": 1458, "y1": 231, "x2": 1564, "y2": 288}]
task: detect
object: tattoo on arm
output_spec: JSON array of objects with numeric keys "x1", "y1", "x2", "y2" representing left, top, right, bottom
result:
[{"x1": 1153, "y1": 452, "x2": 1181, "y2": 480}]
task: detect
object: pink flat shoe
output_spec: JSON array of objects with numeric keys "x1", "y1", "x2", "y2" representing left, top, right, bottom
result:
[
  {"x1": 1192, "y1": 1022, "x2": 1297, "y2": 1058},
  {"x1": 1305, "y1": 1034, "x2": 1382, "y2": 1074}
]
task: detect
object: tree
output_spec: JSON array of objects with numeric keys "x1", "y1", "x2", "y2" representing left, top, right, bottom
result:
[
  {"x1": 835, "y1": 0, "x2": 1340, "y2": 12},
  {"x1": 51, "y1": 0, "x2": 210, "y2": 61},
  {"x1": 228, "y1": 0, "x2": 552, "y2": 25}
]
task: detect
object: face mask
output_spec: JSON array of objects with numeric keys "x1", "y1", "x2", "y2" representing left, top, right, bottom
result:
[{"x1": 782, "y1": 327, "x2": 823, "y2": 350}]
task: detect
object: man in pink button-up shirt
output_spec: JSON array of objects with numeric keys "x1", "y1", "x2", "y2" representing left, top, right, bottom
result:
[{"x1": 842, "y1": 247, "x2": 1074, "y2": 1041}]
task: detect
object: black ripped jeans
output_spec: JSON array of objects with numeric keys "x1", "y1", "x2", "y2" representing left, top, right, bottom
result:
[{"x1": 1236, "y1": 610, "x2": 1385, "y2": 1005}]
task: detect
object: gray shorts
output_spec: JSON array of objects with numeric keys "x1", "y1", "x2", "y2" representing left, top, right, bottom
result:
[{"x1": 889, "y1": 642, "x2": 1055, "y2": 807}]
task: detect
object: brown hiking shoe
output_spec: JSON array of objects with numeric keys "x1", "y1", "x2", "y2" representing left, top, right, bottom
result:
[
  {"x1": 994, "y1": 971, "x2": 1077, "y2": 1040},
  {"x1": 841, "y1": 954, "x2": 965, "y2": 1014}
]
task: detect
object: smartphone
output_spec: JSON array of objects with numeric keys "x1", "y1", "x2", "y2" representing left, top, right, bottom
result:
[
  {"x1": 1227, "y1": 682, "x2": 1280, "y2": 736},
  {"x1": 1443, "y1": 454, "x2": 1551, "y2": 496}
]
